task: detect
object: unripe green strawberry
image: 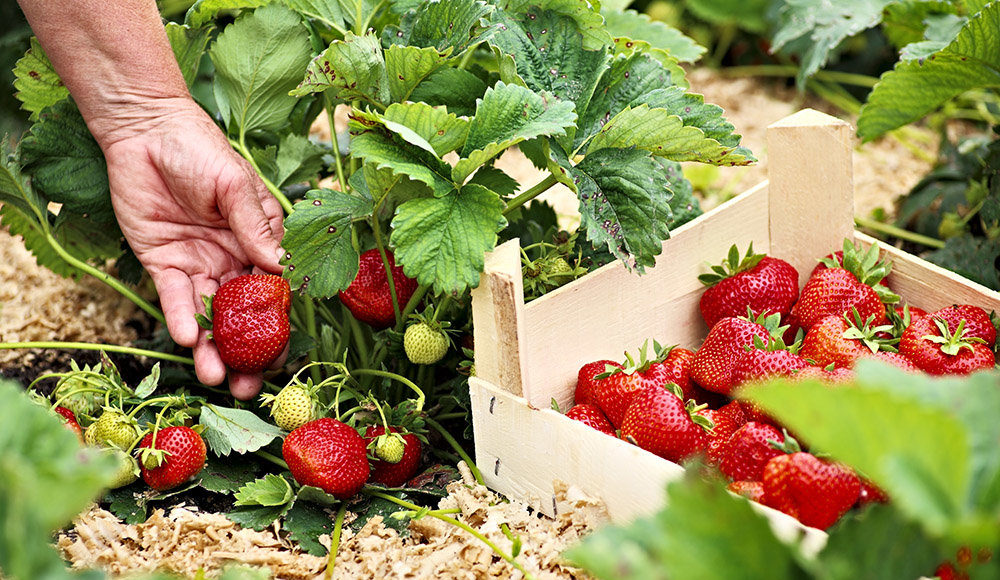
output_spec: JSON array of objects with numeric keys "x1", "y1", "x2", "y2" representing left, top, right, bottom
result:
[
  {"x1": 261, "y1": 385, "x2": 316, "y2": 431},
  {"x1": 101, "y1": 447, "x2": 140, "y2": 488},
  {"x1": 53, "y1": 376, "x2": 102, "y2": 417},
  {"x1": 93, "y1": 410, "x2": 141, "y2": 450},
  {"x1": 375, "y1": 434, "x2": 405, "y2": 464},
  {"x1": 404, "y1": 322, "x2": 449, "y2": 365},
  {"x1": 84, "y1": 422, "x2": 99, "y2": 446}
]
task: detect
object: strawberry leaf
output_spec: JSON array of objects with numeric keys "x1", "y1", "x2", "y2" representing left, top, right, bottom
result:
[
  {"x1": 227, "y1": 503, "x2": 293, "y2": 530},
  {"x1": 210, "y1": 4, "x2": 313, "y2": 136},
  {"x1": 571, "y1": 146, "x2": 673, "y2": 271},
  {"x1": 199, "y1": 404, "x2": 285, "y2": 456},
  {"x1": 408, "y1": 67, "x2": 488, "y2": 116},
  {"x1": 284, "y1": 0, "x2": 350, "y2": 32},
  {"x1": 385, "y1": 45, "x2": 454, "y2": 104},
  {"x1": 271, "y1": 133, "x2": 327, "y2": 189},
  {"x1": 503, "y1": 0, "x2": 613, "y2": 50},
  {"x1": 185, "y1": 0, "x2": 268, "y2": 27},
  {"x1": 284, "y1": 500, "x2": 336, "y2": 556},
  {"x1": 384, "y1": 0, "x2": 494, "y2": 54},
  {"x1": 199, "y1": 455, "x2": 262, "y2": 495},
  {"x1": 235, "y1": 474, "x2": 295, "y2": 507},
  {"x1": 12, "y1": 37, "x2": 69, "y2": 121},
  {"x1": 280, "y1": 188, "x2": 373, "y2": 297},
  {"x1": 291, "y1": 31, "x2": 389, "y2": 104},
  {"x1": 349, "y1": 117, "x2": 456, "y2": 196},
  {"x1": 382, "y1": 101, "x2": 470, "y2": 157},
  {"x1": 600, "y1": 8, "x2": 705, "y2": 62},
  {"x1": 453, "y1": 81, "x2": 578, "y2": 183},
  {"x1": 390, "y1": 184, "x2": 507, "y2": 295},
  {"x1": 166, "y1": 22, "x2": 212, "y2": 88}
]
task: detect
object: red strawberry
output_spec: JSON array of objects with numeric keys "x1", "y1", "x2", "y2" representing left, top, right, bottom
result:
[
  {"x1": 691, "y1": 313, "x2": 781, "y2": 395},
  {"x1": 592, "y1": 345, "x2": 668, "y2": 427},
  {"x1": 799, "y1": 312, "x2": 891, "y2": 369},
  {"x1": 931, "y1": 305, "x2": 996, "y2": 347},
  {"x1": 762, "y1": 451, "x2": 861, "y2": 530},
  {"x1": 731, "y1": 338, "x2": 810, "y2": 387},
  {"x1": 894, "y1": 304, "x2": 927, "y2": 321},
  {"x1": 364, "y1": 425, "x2": 422, "y2": 488},
  {"x1": 700, "y1": 401, "x2": 747, "y2": 464},
  {"x1": 728, "y1": 480, "x2": 765, "y2": 503},
  {"x1": 857, "y1": 478, "x2": 889, "y2": 506},
  {"x1": 646, "y1": 347, "x2": 697, "y2": 400},
  {"x1": 339, "y1": 249, "x2": 418, "y2": 330},
  {"x1": 867, "y1": 350, "x2": 920, "y2": 372},
  {"x1": 899, "y1": 316, "x2": 995, "y2": 375},
  {"x1": 283, "y1": 418, "x2": 370, "y2": 499},
  {"x1": 212, "y1": 274, "x2": 291, "y2": 374},
  {"x1": 719, "y1": 421, "x2": 785, "y2": 482},
  {"x1": 809, "y1": 250, "x2": 846, "y2": 278},
  {"x1": 620, "y1": 385, "x2": 710, "y2": 463},
  {"x1": 138, "y1": 426, "x2": 207, "y2": 491},
  {"x1": 793, "y1": 364, "x2": 855, "y2": 384},
  {"x1": 698, "y1": 245, "x2": 799, "y2": 328},
  {"x1": 792, "y1": 268, "x2": 889, "y2": 332},
  {"x1": 575, "y1": 360, "x2": 621, "y2": 405},
  {"x1": 565, "y1": 403, "x2": 616, "y2": 435},
  {"x1": 54, "y1": 406, "x2": 84, "y2": 442}
]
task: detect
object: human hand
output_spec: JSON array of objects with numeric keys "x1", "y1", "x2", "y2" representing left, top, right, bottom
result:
[{"x1": 100, "y1": 96, "x2": 286, "y2": 399}]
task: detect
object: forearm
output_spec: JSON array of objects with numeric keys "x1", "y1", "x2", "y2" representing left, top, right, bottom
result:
[{"x1": 17, "y1": 0, "x2": 190, "y2": 148}]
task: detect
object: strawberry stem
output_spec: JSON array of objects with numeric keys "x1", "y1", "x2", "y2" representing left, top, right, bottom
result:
[
  {"x1": 0, "y1": 342, "x2": 194, "y2": 365},
  {"x1": 424, "y1": 416, "x2": 484, "y2": 486},
  {"x1": 350, "y1": 369, "x2": 425, "y2": 412},
  {"x1": 254, "y1": 449, "x2": 290, "y2": 470},
  {"x1": 324, "y1": 502, "x2": 349, "y2": 580}
]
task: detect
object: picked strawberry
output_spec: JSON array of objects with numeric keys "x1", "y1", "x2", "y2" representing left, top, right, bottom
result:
[
  {"x1": 792, "y1": 241, "x2": 898, "y2": 332},
  {"x1": 799, "y1": 309, "x2": 894, "y2": 369},
  {"x1": 137, "y1": 426, "x2": 207, "y2": 491},
  {"x1": 728, "y1": 480, "x2": 765, "y2": 503},
  {"x1": 930, "y1": 305, "x2": 996, "y2": 347},
  {"x1": 283, "y1": 418, "x2": 369, "y2": 499},
  {"x1": 761, "y1": 449, "x2": 861, "y2": 530},
  {"x1": 207, "y1": 274, "x2": 291, "y2": 374},
  {"x1": 867, "y1": 350, "x2": 920, "y2": 372},
  {"x1": 691, "y1": 311, "x2": 785, "y2": 395},
  {"x1": 698, "y1": 244, "x2": 799, "y2": 328},
  {"x1": 700, "y1": 401, "x2": 747, "y2": 464},
  {"x1": 565, "y1": 403, "x2": 616, "y2": 436},
  {"x1": 339, "y1": 249, "x2": 418, "y2": 330},
  {"x1": 646, "y1": 346, "x2": 698, "y2": 401},
  {"x1": 899, "y1": 316, "x2": 995, "y2": 375},
  {"x1": 719, "y1": 421, "x2": 786, "y2": 482},
  {"x1": 793, "y1": 364, "x2": 855, "y2": 384},
  {"x1": 731, "y1": 336, "x2": 810, "y2": 387},
  {"x1": 620, "y1": 384, "x2": 711, "y2": 463},
  {"x1": 54, "y1": 406, "x2": 84, "y2": 443},
  {"x1": 593, "y1": 343, "x2": 671, "y2": 427},
  {"x1": 575, "y1": 360, "x2": 621, "y2": 405},
  {"x1": 364, "y1": 425, "x2": 422, "y2": 488}
]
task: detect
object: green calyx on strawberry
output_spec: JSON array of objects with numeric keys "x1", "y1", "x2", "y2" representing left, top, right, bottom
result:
[
  {"x1": 817, "y1": 240, "x2": 897, "y2": 301},
  {"x1": 900, "y1": 314, "x2": 996, "y2": 375},
  {"x1": 732, "y1": 335, "x2": 810, "y2": 386},
  {"x1": 403, "y1": 311, "x2": 452, "y2": 366},
  {"x1": 925, "y1": 318, "x2": 989, "y2": 357},
  {"x1": 283, "y1": 418, "x2": 369, "y2": 498},
  {"x1": 691, "y1": 310, "x2": 788, "y2": 395},
  {"x1": 260, "y1": 383, "x2": 317, "y2": 432},
  {"x1": 339, "y1": 248, "x2": 418, "y2": 330},
  {"x1": 203, "y1": 274, "x2": 292, "y2": 374},
  {"x1": 592, "y1": 341, "x2": 675, "y2": 427},
  {"x1": 137, "y1": 425, "x2": 207, "y2": 491},
  {"x1": 698, "y1": 243, "x2": 800, "y2": 328}
]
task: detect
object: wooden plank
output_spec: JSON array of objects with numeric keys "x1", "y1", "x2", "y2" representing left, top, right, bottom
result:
[
  {"x1": 469, "y1": 377, "x2": 829, "y2": 556},
  {"x1": 471, "y1": 239, "x2": 528, "y2": 396},
  {"x1": 855, "y1": 232, "x2": 1000, "y2": 312},
  {"x1": 519, "y1": 181, "x2": 771, "y2": 410},
  {"x1": 767, "y1": 109, "x2": 855, "y2": 286}
]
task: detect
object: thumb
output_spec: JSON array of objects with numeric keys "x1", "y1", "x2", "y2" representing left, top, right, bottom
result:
[{"x1": 221, "y1": 174, "x2": 284, "y2": 274}]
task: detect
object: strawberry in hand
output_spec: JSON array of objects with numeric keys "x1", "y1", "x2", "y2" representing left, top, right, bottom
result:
[
  {"x1": 698, "y1": 244, "x2": 799, "y2": 328},
  {"x1": 204, "y1": 274, "x2": 291, "y2": 375}
]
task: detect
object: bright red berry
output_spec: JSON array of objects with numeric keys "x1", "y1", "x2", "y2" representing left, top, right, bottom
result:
[
  {"x1": 930, "y1": 305, "x2": 996, "y2": 347},
  {"x1": 799, "y1": 314, "x2": 885, "y2": 369},
  {"x1": 698, "y1": 246, "x2": 799, "y2": 329},
  {"x1": 720, "y1": 421, "x2": 786, "y2": 482},
  {"x1": 731, "y1": 341, "x2": 810, "y2": 387},
  {"x1": 364, "y1": 425, "x2": 422, "y2": 488},
  {"x1": 283, "y1": 418, "x2": 370, "y2": 499},
  {"x1": 339, "y1": 249, "x2": 418, "y2": 330},
  {"x1": 691, "y1": 315, "x2": 776, "y2": 395},
  {"x1": 575, "y1": 360, "x2": 621, "y2": 406},
  {"x1": 646, "y1": 347, "x2": 698, "y2": 400},
  {"x1": 700, "y1": 401, "x2": 747, "y2": 464},
  {"x1": 899, "y1": 315, "x2": 995, "y2": 375},
  {"x1": 762, "y1": 452, "x2": 861, "y2": 530},
  {"x1": 212, "y1": 274, "x2": 291, "y2": 374},
  {"x1": 565, "y1": 403, "x2": 616, "y2": 435},
  {"x1": 138, "y1": 426, "x2": 207, "y2": 491},
  {"x1": 620, "y1": 385, "x2": 709, "y2": 463},
  {"x1": 792, "y1": 268, "x2": 888, "y2": 332},
  {"x1": 54, "y1": 406, "x2": 83, "y2": 443},
  {"x1": 728, "y1": 480, "x2": 765, "y2": 503}
]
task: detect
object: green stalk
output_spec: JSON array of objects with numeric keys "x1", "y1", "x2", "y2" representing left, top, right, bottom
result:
[
  {"x1": 372, "y1": 215, "x2": 403, "y2": 327},
  {"x1": 350, "y1": 368, "x2": 425, "y2": 412},
  {"x1": 424, "y1": 416, "x2": 483, "y2": 486},
  {"x1": 365, "y1": 490, "x2": 534, "y2": 580},
  {"x1": 393, "y1": 284, "x2": 430, "y2": 334},
  {"x1": 503, "y1": 174, "x2": 558, "y2": 216},
  {"x1": 457, "y1": 42, "x2": 480, "y2": 70},
  {"x1": 0, "y1": 342, "x2": 194, "y2": 365},
  {"x1": 254, "y1": 449, "x2": 289, "y2": 470},
  {"x1": 232, "y1": 137, "x2": 294, "y2": 214},
  {"x1": 302, "y1": 299, "x2": 323, "y2": 385},
  {"x1": 347, "y1": 314, "x2": 371, "y2": 368},
  {"x1": 325, "y1": 93, "x2": 349, "y2": 192},
  {"x1": 805, "y1": 79, "x2": 861, "y2": 115},
  {"x1": 854, "y1": 216, "x2": 946, "y2": 249},
  {"x1": 324, "y1": 502, "x2": 349, "y2": 580},
  {"x1": 720, "y1": 65, "x2": 879, "y2": 88}
]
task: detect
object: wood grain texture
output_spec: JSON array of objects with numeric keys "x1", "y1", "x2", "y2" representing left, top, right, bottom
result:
[
  {"x1": 471, "y1": 239, "x2": 528, "y2": 396},
  {"x1": 767, "y1": 109, "x2": 855, "y2": 286}
]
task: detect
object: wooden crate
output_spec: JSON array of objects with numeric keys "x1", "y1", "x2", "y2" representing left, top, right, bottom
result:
[{"x1": 468, "y1": 109, "x2": 1000, "y2": 549}]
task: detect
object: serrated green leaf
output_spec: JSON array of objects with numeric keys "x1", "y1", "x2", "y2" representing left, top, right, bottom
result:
[
  {"x1": 166, "y1": 22, "x2": 212, "y2": 88},
  {"x1": 284, "y1": 501, "x2": 334, "y2": 555},
  {"x1": 291, "y1": 31, "x2": 389, "y2": 104},
  {"x1": 771, "y1": 0, "x2": 895, "y2": 88},
  {"x1": 296, "y1": 485, "x2": 342, "y2": 506},
  {"x1": 273, "y1": 133, "x2": 327, "y2": 188},
  {"x1": 280, "y1": 188, "x2": 372, "y2": 297},
  {"x1": 106, "y1": 485, "x2": 149, "y2": 525},
  {"x1": 211, "y1": 4, "x2": 313, "y2": 135},
  {"x1": 681, "y1": 0, "x2": 770, "y2": 33},
  {"x1": 390, "y1": 184, "x2": 507, "y2": 294},
  {"x1": 925, "y1": 234, "x2": 1000, "y2": 291},
  {"x1": 199, "y1": 404, "x2": 285, "y2": 456},
  {"x1": 12, "y1": 37, "x2": 69, "y2": 121},
  {"x1": 741, "y1": 376, "x2": 970, "y2": 535},
  {"x1": 384, "y1": 0, "x2": 493, "y2": 53},
  {"x1": 381, "y1": 102, "x2": 470, "y2": 157},
  {"x1": 588, "y1": 104, "x2": 753, "y2": 165},
  {"x1": 185, "y1": 0, "x2": 268, "y2": 27},
  {"x1": 900, "y1": 13, "x2": 967, "y2": 60},
  {"x1": 134, "y1": 364, "x2": 160, "y2": 399},
  {"x1": 572, "y1": 146, "x2": 673, "y2": 270},
  {"x1": 658, "y1": 158, "x2": 701, "y2": 227},
  {"x1": 284, "y1": 0, "x2": 348, "y2": 32},
  {"x1": 0, "y1": 140, "x2": 44, "y2": 218},
  {"x1": 350, "y1": 122, "x2": 455, "y2": 196},
  {"x1": 612, "y1": 37, "x2": 689, "y2": 89},
  {"x1": 385, "y1": 45, "x2": 454, "y2": 103},
  {"x1": 858, "y1": 3, "x2": 1000, "y2": 140},
  {"x1": 235, "y1": 474, "x2": 294, "y2": 507},
  {"x1": 601, "y1": 9, "x2": 705, "y2": 62},
  {"x1": 227, "y1": 503, "x2": 292, "y2": 530},
  {"x1": 19, "y1": 100, "x2": 114, "y2": 223},
  {"x1": 454, "y1": 81, "x2": 577, "y2": 182},
  {"x1": 640, "y1": 87, "x2": 747, "y2": 150},
  {"x1": 503, "y1": 0, "x2": 613, "y2": 50},
  {"x1": 882, "y1": 1, "x2": 958, "y2": 49},
  {"x1": 199, "y1": 455, "x2": 262, "y2": 494},
  {"x1": 467, "y1": 165, "x2": 520, "y2": 196},
  {"x1": 408, "y1": 66, "x2": 488, "y2": 116}
]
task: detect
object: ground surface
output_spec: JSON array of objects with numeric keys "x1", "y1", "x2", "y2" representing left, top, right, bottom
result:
[{"x1": 1, "y1": 70, "x2": 936, "y2": 579}]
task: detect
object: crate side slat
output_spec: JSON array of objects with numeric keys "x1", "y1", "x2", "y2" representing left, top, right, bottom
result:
[
  {"x1": 855, "y1": 232, "x2": 1000, "y2": 312},
  {"x1": 767, "y1": 109, "x2": 855, "y2": 287},
  {"x1": 471, "y1": 239, "x2": 529, "y2": 396},
  {"x1": 518, "y1": 182, "x2": 772, "y2": 409}
]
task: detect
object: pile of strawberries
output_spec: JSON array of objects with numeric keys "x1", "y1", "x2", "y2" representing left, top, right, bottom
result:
[{"x1": 564, "y1": 241, "x2": 998, "y2": 530}]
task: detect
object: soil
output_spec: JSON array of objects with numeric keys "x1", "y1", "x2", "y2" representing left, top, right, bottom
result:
[{"x1": 2, "y1": 69, "x2": 937, "y2": 579}]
